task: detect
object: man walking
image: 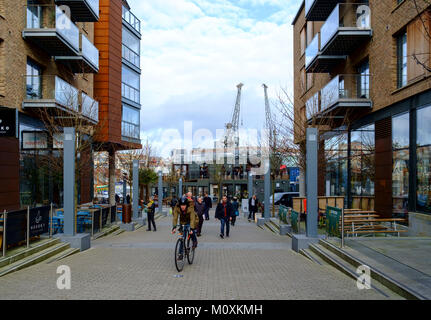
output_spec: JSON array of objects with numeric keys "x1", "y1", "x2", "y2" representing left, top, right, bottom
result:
[
  {"x1": 248, "y1": 195, "x2": 259, "y2": 222},
  {"x1": 215, "y1": 196, "x2": 234, "y2": 239},
  {"x1": 203, "y1": 193, "x2": 212, "y2": 221},
  {"x1": 195, "y1": 197, "x2": 205, "y2": 236},
  {"x1": 146, "y1": 196, "x2": 157, "y2": 231},
  {"x1": 231, "y1": 197, "x2": 239, "y2": 226}
]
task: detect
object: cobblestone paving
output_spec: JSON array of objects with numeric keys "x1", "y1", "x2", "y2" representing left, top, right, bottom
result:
[{"x1": 0, "y1": 212, "x2": 395, "y2": 300}]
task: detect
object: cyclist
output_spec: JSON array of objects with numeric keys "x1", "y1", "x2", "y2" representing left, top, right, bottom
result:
[{"x1": 172, "y1": 197, "x2": 198, "y2": 260}]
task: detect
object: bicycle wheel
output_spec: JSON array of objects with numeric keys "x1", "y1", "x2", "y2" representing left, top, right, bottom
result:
[
  {"x1": 186, "y1": 236, "x2": 195, "y2": 265},
  {"x1": 174, "y1": 238, "x2": 185, "y2": 272}
]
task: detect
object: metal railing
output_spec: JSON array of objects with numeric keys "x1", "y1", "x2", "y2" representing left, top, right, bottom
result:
[
  {"x1": 121, "y1": 82, "x2": 140, "y2": 104},
  {"x1": 122, "y1": 44, "x2": 140, "y2": 68},
  {"x1": 320, "y1": 74, "x2": 371, "y2": 112},
  {"x1": 25, "y1": 5, "x2": 80, "y2": 52},
  {"x1": 122, "y1": 6, "x2": 141, "y2": 34},
  {"x1": 81, "y1": 33, "x2": 99, "y2": 69},
  {"x1": 81, "y1": 92, "x2": 99, "y2": 122},
  {"x1": 305, "y1": 33, "x2": 319, "y2": 68},
  {"x1": 320, "y1": 3, "x2": 371, "y2": 51}
]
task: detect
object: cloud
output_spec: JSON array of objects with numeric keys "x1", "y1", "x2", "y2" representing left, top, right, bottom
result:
[{"x1": 126, "y1": 0, "x2": 301, "y2": 157}]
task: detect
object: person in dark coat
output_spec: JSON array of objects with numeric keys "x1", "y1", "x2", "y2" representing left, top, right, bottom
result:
[
  {"x1": 126, "y1": 194, "x2": 131, "y2": 204},
  {"x1": 146, "y1": 197, "x2": 157, "y2": 231},
  {"x1": 115, "y1": 194, "x2": 120, "y2": 204},
  {"x1": 194, "y1": 197, "x2": 206, "y2": 236},
  {"x1": 170, "y1": 196, "x2": 178, "y2": 210},
  {"x1": 215, "y1": 196, "x2": 234, "y2": 239},
  {"x1": 248, "y1": 195, "x2": 259, "y2": 222},
  {"x1": 203, "y1": 193, "x2": 212, "y2": 220},
  {"x1": 231, "y1": 197, "x2": 239, "y2": 226}
]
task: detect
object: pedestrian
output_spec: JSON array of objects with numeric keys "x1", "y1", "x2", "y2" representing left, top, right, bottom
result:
[
  {"x1": 170, "y1": 196, "x2": 178, "y2": 215},
  {"x1": 231, "y1": 197, "x2": 239, "y2": 226},
  {"x1": 215, "y1": 195, "x2": 234, "y2": 239},
  {"x1": 115, "y1": 194, "x2": 120, "y2": 204},
  {"x1": 203, "y1": 192, "x2": 212, "y2": 221},
  {"x1": 195, "y1": 197, "x2": 205, "y2": 236},
  {"x1": 248, "y1": 195, "x2": 259, "y2": 222},
  {"x1": 146, "y1": 196, "x2": 157, "y2": 232},
  {"x1": 126, "y1": 194, "x2": 131, "y2": 204}
]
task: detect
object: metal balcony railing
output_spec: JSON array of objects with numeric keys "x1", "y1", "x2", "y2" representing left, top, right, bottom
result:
[
  {"x1": 122, "y1": 82, "x2": 140, "y2": 104},
  {"x1": 24, "y1": 5, "x2": 80, "y2": 55},
  {"x1": 122, "y1": 6, "x2": 141, "y2": 35},
  {"x1": 320, "y1": 74, "x2": 371, "y2": 113}
]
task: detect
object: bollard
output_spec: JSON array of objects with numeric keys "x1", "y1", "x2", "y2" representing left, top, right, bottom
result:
[
  {"x1": 341, "y1": 208, "x2": 345, "y2": 248},
  {"x1": 2, "y1": 211, "x2": 7, "y2": 257},
  {"x1": 27, "y1": 207, "x2": 30, "y2": 249},
  {"x1": 50, "y1": 203, "x2": 53, "y2": 238}
]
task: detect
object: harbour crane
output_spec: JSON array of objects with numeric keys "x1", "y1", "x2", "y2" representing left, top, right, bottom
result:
[{"x1": 224, "y1": 83, "x2": 244, "y2": 149}]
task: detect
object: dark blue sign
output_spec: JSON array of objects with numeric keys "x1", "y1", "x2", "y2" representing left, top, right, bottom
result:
[{"x1": 289, "y1": 168, "x2": 300, "y2": 183}]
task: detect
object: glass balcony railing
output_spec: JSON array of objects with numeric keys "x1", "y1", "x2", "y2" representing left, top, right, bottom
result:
[
  {"x1": 305, "y1": 33, "x2": 319, "y2": 68},
  {"x1": 81, "y1": 92, "x2": 99, "y2": 122},
  {"x1": 86, "y1": 0, "x2": 99, "y2": 18},
  {"x1": 122, "y1": 82, "x2": 140, "y2": 104},
  {"x1": 122, "y1": 44, "x2": 140, "y2": 68},
  {"x1": 25, "y1": 5, "x2": 80, "y2": 53},
  {"x1": 320, "y1": 74, "x2": 371, "y2": 112},
  {"x1": 306, "y1": 92, "x2": 320, "y2": 120},
  {"x1": 320, "y1": 3, "x2": 371, "y2": 51},
  {"x1": 82, "y1": 34, "x2": 99, "y2": 69},
  {"x1": 55, "y1": 0, "x2": 99, "y2": 21},
  {"x1": 25, "y1": 75, "x2": 79, "y2": 112},
  {"x1": 122, "y1": 121, "x2": 140, "y2": 140},
  {"x1": 122, "y1": 6, "x2": 141, "y2": 35}
]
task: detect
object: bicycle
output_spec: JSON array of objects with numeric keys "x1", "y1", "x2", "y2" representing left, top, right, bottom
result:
[{"x1": 172, "y1": 224, "x2": 195, "y2": 272}]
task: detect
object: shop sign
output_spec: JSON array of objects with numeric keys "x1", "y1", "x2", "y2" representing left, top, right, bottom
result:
[
  {"x1": 22, "y1": 131, "x2": 48, "y2": 149},
  {"x1": 0, "y1": 107, "x2": 17, "y2": 137}
]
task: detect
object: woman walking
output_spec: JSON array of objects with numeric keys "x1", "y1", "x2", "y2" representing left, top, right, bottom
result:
[
  {"x1": 194, "y1": 197, "x2": 206, "y2": 236},
  {"x1": 146, "y1": 197, "x2": 157, "y2": 232}
]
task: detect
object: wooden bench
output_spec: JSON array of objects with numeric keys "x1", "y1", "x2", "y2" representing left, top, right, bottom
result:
[{"x1": 343, "y1": 218, "x2": 407, "y2": 237}]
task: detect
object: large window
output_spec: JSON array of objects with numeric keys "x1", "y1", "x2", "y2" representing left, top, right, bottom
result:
[
  {"x1": 392, "y1": 113, "x2": 410, "y2": 217},
  {"x1": 26, "y1": 59, "x2": 41, "y2": 99},
  {"x1": 325, "y1": 133, "x2": 348, "y2": 197},
  {"x1": 122, "y1": 27, "x2": 140, "y2": 67},
  {"x1": 351, "y1": 124, "x2": 375, "y2": 197},
  {"x1": 397, "y1": 32, "x2": 407, "y2": 88},
  {"x1": 122, "y1": 65, "x2": 140, "y2": 103},
  {"x1": 417, "y1": 105, "x2": 431, "y2": 213},
  {"x1": 122, "y1": 105, "x2": 140, "y2": 140}
]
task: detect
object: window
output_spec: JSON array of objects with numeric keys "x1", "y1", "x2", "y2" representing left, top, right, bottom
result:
[
  {"x1": 417, "y1": 105, "x2": 431, "y2": 213},
  {"x1": 122, "y1": 28, "x2": 140, "y2": 54},
  {"x1": 306, "y1": 21, "x2": 314, "y2": 46},
  {"x1": 121, "y1": 65, "x2": 140, "y2": 103},
  {"x1": 325, "y1": 133, "x2": 348, "y2": 197},
  {"x1": 122, "y1": 105, "x2": 140, "y2": 139},
  {"x1": 26, "y1": 2, "x2": 41, "y2": 28},
  {"x1": 300, "y1": 27, "x2": 306, "y2": 56},
  {"x1": 397, "y1": 32, "x2": 407, "y2": 88},
  {"x1": 351, "y1": 124, "x2": 375, "y2": 198},
  {"x1": 26, "y1": 59, "x2": 42, "y2": 99},
  {"x1": 357, "y1": 59, "x2": 370, "y2": 98},
  {"x1": 392, "y1": 113, "x2": 410, "y2": 218}
]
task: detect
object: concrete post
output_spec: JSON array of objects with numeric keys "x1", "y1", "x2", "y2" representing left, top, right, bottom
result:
[
  {"x1": 63, "y1": 127, "x2": 75, "y2": 236},
  {"x1": 264, "y1": 157, "x2": 271, "y2": 220},
  {"x1": 306, "y1": 127, "x2": 318, "y2": 238},
  {"x1": 108, "y1": 150, "x2": 116, "y2": 205},
  {"x1": 132, "y1": 160, "x2": 139, "y2": 220},
  {"x1": 158, "y1": 171, "x2": 163, "y2": 214},
  {"x1": 179, "y1": 178, "x2": 183, "y2": 198}
]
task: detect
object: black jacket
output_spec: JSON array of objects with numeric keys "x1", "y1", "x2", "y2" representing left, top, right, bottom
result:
[
  {"x1": 203, "y1": 196, "x2": 212, "y2": 209},
  {"x1": 249, "y1": 198, "x2": 259, "y2": 210},
  {"x1": 215, "y1": 202, "x2": 234, "y2": 220},
  {"x1": 194, "y1": 202, "x2": 205, "y2": 217}
]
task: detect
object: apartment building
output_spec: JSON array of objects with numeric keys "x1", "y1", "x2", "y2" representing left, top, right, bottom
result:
[
  {"x1": 0, "y1": 0, "x2": 100, "y2": 210},
  {"x1": 293, "y1": 0, "x2": 431, "y2": 232},
  {"x1": 94, "y1": 0, "x2": 142, "y2": 205},
  {"x1": 0, "y1": 0, "x2": 142, "y2": 211}
]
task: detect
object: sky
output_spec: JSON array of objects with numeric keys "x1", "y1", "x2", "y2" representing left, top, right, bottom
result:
[{"x1": 127, "y1": 0, "x2": 303, "y2": 157}]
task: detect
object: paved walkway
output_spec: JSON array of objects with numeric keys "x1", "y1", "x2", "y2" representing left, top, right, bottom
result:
[{"x1": 0, "y1": 212, "x2": 394, "y2": 300}]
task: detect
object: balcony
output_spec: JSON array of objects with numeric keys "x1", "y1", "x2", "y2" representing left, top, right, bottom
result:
[
  {"x1": 23, "y1": 5, "x2": 80, "y2": 56},
  {"x1": 54, "y1": 0, "x2": 99, "y2": 22},
  {"x1": 320, "y1": 3, "x2": 372, "y2": 56},
  {"x1": 306, "y1": 92, "x2": 320, "y2": 121},
  {"x1": 305, "y1": 0, "x2": 341, "y2": 21},
  {"x1": 23, "y1": 75, "x2": 98, "y2": 124},
  {"x1": 122, "y1": 82, "x2": 140, "y2": 105},
  {"x1": 55, "y1": 33, "x2": 99, "y2": 73},
  {"x1": 122, "y1": 6, "x2": 141, "y2": 36},
  {"x1": 122, "y1": 44, "x2": 140, "y2": 71},
  {"x1": 81, "y1": 92, "x2": 99, "y2": 123},
  {"x1": 320, "y1": 74, "x2": 372, "y2": 115},
  {"x1": 305, "y1": 32, "x2": 346, "y2": 73}
]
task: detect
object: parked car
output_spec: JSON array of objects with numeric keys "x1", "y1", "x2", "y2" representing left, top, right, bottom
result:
[{"x1": 263, "y1": 192, "x2": 300, "y2": 208}]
